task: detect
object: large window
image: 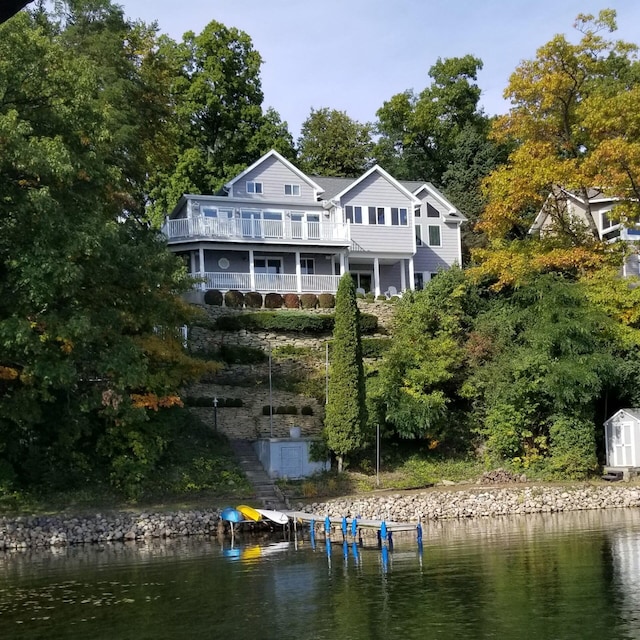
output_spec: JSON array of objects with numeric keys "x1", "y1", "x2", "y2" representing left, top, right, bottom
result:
[
  {"x1": 284, "y1": 184, "x2": 300, "y2": 196},
  {"x1": 391, "y1": 207, "x2": 408, "y2": 225},
  {"x1": 246, "y1": 181, "x2": 263, "y2": 194},
  {"x1": 345, "y1": 205, "x2": 362, "y2": 224},
  {"x1": 255, "y1": 257, "x2": 282, "y2": 273},
  {"x1": 427, "y1": 225, "x2": 441, "y2": 247}
]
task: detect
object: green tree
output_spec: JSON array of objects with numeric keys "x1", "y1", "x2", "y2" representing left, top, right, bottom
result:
[
  {"x1": 146, "y1": 21, "x2": 295, "y2": 224},
  {"x1": 324, "y1": 274, "x2": 367, "y2": 471},
  {"x1": 375, "y1": 55, "x2": 488, "y2": 182},
  {"x1": 0, "y1": 10, "x2": 208, "y2": 497},
  {"x1": 377, "y1": 267, "x2": 478, "y2": 448},
  {"x1": 465, "y1": 274, "x2": 622, "y2": 473},
  {"x1": 298, "y1": 107, "x2": 373, "y2": 177}
]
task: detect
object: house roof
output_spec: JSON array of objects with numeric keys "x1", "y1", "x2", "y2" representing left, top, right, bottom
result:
[
  {"x1": 605, "y1": 408, "x2": 640, "y2": 424},
  {"x1": 224, "y1": 149, "x2": 324, "y2": 194},
  {"x1": 331, "y1": 165, "x2": 422, "y2": 205},
  {"x1": 405, "y1": 181, "x2": 467, "y2": 222},
  {"x1": 311, "y1": 176, "x2": 354, "y2": 201}
]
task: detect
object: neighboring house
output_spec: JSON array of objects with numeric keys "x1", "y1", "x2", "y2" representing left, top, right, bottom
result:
[
  {"x1": 529, "y1": 186, "x2": 640, "y2": 276},
  {"x1": 162, "y1": 150, "x2": 466, "y2": 297}
]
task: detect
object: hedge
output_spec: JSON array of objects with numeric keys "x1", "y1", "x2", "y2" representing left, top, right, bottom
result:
[
  {"x1": 284, "y1": 293, "x2": 300, "y2": 309},
  {"x1": 224, "y1": 290, "x2": 244, "y2": 308},
  {"x1": 318, "y1": 293, "x2": 335, "y2": 309},
  {"x1": 215, "y1": 311, "x2": 378, "y2": 335}
]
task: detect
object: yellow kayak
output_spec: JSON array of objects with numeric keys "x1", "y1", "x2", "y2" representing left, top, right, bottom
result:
[{"x1": 236, "y1": 505, "x2": 262, "y2": 522}]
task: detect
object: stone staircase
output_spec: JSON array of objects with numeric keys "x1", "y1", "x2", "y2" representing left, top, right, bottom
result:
[{"x1": 230, "y1": 439, "x2": 288, "y2": 510}]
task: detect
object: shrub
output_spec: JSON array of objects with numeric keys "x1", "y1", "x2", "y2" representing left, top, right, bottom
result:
[
  {"x1": 358, "y1": 313, "x2": 378, "y2": 334},
  {"x1": 300, "y1": 293, "x2": 318, "y2": 309},
  {"x1": 245, "y1": 291, "x2": 263, "y2": 308},
  {"x1": 204, "y1": 289, "x2": 223, "y2": 306},
  {"x1": 356, "y1": 292, "x2": 365, "y2": 299},
  {"x1": 364, "y1": 293, "x2": 375, "y2": 301},
  {"x1": 318, "y1": 293, "x2": 335, "y2": 309},
  {"x1": 376, "y1": 295, "x2": 387, "y2": 301},
  {"x1": 548, "y1": 415, "x2": 598, "y2": 479},
  {"x1": 301, "y1": 405, "x2": 314, "y2": 416},
  {"x1": 219, "y1": 344, "x2": 266, "y2": 364},
  {"x1": 264, "y1": 292, "x2": 283, "y2": 309},
  {"x1": 284, "y1": 293, "x2": 300, "y2": 309},
  {"x1": 224, "y1": 290, "x2": 244, "y2": 308}
]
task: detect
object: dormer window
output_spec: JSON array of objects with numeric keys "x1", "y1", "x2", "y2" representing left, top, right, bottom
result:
[
  {"x1": 247, "y1": 181, "x2": 263, "y2": 194},
  {"x1": 284, "y1": 184, "x2": 300, "y2": 196}
]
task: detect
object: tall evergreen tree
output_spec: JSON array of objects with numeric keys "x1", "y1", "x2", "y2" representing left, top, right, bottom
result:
[{"x1": 324, "y1": 274, "x2": 367, "y2": 471}]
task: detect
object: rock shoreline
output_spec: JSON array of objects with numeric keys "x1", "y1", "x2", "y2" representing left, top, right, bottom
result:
[{"x1": 1, "y1": 484, "x2": 640, "y2": 551}]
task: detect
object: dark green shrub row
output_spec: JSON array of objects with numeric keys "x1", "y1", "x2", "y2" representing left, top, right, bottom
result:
[
  {"x1": 205, "y1": 290, "x2": 336, "y2": 309},
  {"x1": 215, "y1": 312, "x2": 378, "y2": 335},
  {"x1": 262, "y1": 405, "x2": 299, "y2": 415},
  {"x1": 184, "y1": 397, "x2": 244, "y2": 408}
]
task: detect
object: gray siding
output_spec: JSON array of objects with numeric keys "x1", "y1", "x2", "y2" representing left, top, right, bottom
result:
[
  {"x1": 350, "y1": 225, "x2": 414, "y2": 254},
  {"x1": 341, "y1": 172, "x2": 414, "y2": 209},
  {"x1": 202, "y1": 248, "x2": 334, "y2": 275},
  {"x1": 413, "y1": 221, "x2": 460, "y2": 271},
  {"x1": 232, "y1": 155, "x2": 317, "y2": 203}
]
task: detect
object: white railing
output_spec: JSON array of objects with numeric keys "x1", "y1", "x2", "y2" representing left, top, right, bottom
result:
[
  {"x1": 201, "y1": 272, "x2": 340, "y2": 293},
  {"x1": 164, "y1": 215, "x2": 349, "y2": 244}
]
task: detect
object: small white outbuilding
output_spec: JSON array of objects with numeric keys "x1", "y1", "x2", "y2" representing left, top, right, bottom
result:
[{"x1": 604, "y1": 409, "x2": 640, "y2": 470}]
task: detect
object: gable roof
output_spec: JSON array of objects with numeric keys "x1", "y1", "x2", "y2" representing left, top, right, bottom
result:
[
  {"x1": 605, "y1": 408, "x2": 640, "y2": 424},
  {"x1": 224, "y1": 149, "x2": 323, "y2": 195},
  {"x1": 332, "y1": 165, "x2": 421, "y2": 205},
  {"x1": 405, "y1": 181, "x2": 467, "y2": 222}
]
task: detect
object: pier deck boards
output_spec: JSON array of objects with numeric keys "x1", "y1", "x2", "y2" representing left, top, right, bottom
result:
[{"x1": 284, "y1": 511, "x2": 418, "y2": 533}]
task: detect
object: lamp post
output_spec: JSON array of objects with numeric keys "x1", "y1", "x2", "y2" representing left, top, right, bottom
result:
[{"x1": 213, "y1": 396, "x2": 218, "y2": 432}]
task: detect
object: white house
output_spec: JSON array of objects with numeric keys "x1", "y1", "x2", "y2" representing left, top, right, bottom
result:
[{"x1": 162, "y1": 150, "x2": 466, "y2": 297}]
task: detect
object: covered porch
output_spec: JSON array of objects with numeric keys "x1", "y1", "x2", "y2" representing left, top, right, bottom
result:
[{"x1": 181, "y1": 246, "x2": 350, "y2": 294}]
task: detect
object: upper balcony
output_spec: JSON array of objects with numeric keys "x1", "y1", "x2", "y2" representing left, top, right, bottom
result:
[{"x1": 163, "y1": 208, "x2": 350, "y2": 247}]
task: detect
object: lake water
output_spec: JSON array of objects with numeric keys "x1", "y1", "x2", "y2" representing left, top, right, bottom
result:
[{"x1": 2, "y1": 509, "x2": 640, "y2": 639}]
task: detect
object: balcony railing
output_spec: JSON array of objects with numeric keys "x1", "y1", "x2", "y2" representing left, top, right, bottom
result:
[
  {"x1": 164, "y1": 215, "x2": 349, "y2": 245},
  {"x1": 201, "y1": 272, "x2": 341, "y2": 294}
]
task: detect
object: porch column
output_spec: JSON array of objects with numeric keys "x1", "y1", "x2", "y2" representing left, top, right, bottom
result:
[
  {"x1": 199, "y1": 247, "x2": 205, "y2": 290},
  {"x1": 339, "y1": 251, "x2": 346, "y2": 275},
  {"x1": 373, "y1": 257, "x2": 381, "y2": 297},
  {"x1": 295, "y1": 250, "x2": 302, "y2": 293},
  {"x1": 249, "y1": 249, "x2": 255, "y2": 291},
  {"x1": 400, "y1": 259, "x2": 407, "y2": 292},
  {"x1": 408, "y1": 257, "x2": 415, "y2": 291}
]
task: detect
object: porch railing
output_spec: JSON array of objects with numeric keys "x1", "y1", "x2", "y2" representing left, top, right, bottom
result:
[
  {"x1": 164, "y1": 215, "x2": 349, "y2": 245},
  {"x1": 201, "y1": 272, "x2": 341, "y2": 294}
]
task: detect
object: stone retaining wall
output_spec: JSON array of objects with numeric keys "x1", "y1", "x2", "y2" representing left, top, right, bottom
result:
[{"x1": 2, "y1": 484, "x2": 640, "y2": 551}]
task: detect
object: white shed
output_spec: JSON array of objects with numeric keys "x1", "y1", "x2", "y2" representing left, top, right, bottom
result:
[{"x1": 604, "y1": 408, "x2": 640, "y2": 469}]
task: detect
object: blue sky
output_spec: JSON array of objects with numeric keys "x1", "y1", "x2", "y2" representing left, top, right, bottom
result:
[{"x1": 118, "y1": 0, "x2": 640, "y2": 139}]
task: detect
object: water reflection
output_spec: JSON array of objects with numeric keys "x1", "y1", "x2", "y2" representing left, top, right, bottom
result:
[{"x1": 2, "y1": 510, "x2": 640, "y2": 639}]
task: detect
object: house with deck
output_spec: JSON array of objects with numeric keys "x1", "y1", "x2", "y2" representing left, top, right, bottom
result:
[{"x1": 162, "y1": 150, "x2": 466, "y2": 297}]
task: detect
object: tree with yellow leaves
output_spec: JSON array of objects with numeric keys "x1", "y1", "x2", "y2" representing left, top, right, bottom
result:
[{"x1": 473, "y1": 9, "x2": 640, "y2": 287}]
